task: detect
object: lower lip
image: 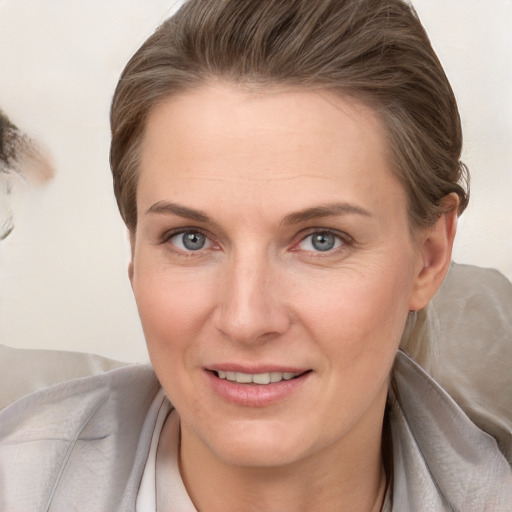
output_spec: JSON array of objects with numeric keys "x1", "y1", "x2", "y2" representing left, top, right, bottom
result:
[{"x1": 205, "y1": 371, "x2": 311, "y2": 407}]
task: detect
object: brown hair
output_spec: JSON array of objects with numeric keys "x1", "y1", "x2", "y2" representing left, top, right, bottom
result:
[{"x1": 110, "y1": 0, "x2": 469, "y2": 232}]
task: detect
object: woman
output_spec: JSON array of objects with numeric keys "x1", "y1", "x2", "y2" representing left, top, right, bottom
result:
[{"x1": 1, "y1": 0, "x2": 511, "y2": 510}]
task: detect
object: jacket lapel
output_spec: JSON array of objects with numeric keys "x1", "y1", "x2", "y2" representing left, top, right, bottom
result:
[
  {"x1": 0, "y1": 363, "x2": 160, "y2": 512},
  {"x1": 391, "y1": 351, "x2": 512, "y2": 511}
]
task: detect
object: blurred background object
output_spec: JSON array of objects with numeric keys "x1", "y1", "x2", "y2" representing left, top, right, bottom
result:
[{"x1": 1, "y1": 107, "x2": 54, "y2": 239}]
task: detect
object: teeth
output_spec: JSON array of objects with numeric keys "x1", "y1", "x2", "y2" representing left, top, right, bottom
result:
[
  {"x1": 216, "y1": 370, "x2": 302, "y2": 384},
  {"x1": 270, "y1": 372, "x2": 282, "y2": 383},
  {"x1": 252, "y1": 373, "x2": 271, "y2": 385},
  {"x1": 237, "y1": 372, "x2": 252, "y2": 383}
]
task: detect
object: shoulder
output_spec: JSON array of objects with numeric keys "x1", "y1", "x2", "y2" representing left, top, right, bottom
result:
[
  {"x1": 0, "y1": 343, "x2": 129, "y2": 409},
  {"x1": 391, "y1": 351, "x2": 512, "y2": 512},
  {"x1": 0, "y1": 345, "x2": 161, "y2": 511},
  {"x1": 0, "y1": 343, "x2": 160, "y2": 441},
  {"x1": 402, "y1": 262, "x2": 512, "y2": 462}
]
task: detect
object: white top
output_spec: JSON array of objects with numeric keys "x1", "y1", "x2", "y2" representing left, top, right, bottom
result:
[{"x1": 136, "y1": 390, "x2": 196, "y2": 512}]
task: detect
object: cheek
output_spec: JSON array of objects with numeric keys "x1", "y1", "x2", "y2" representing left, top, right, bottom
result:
[
  {"x1": 132, "y1": 269, "x2": 219, "y2": 417},
  {"x1": 291, "y1": 263, "x2": 413, "y2": 360},
  {"x1": 132, "y1": 266, "x2": 216, "y2": 370}
]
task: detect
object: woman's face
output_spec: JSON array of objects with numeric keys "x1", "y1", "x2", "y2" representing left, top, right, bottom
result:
[{"x1": 131, "y1": 84, "x2": 428, "y2": 469}]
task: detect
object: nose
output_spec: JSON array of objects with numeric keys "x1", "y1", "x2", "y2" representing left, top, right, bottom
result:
[{"x1": 213, "y1": 250, "x2": 290, "y2": 345}]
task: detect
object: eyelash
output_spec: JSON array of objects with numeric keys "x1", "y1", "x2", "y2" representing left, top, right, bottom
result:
[
  {"x1": 292, "y1": 229, "x2": 353, "y2": 255},
  {"x1": 160, "y1": 228, "x2": 353, "y2": 256},
  {"x1": 160, "y1": 228, "x2": 218, "y2": 254}
]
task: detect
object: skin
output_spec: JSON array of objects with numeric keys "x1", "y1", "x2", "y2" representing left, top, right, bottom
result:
[{"x1": 129, "y1": 84, "x2": 458, "y2": 511}]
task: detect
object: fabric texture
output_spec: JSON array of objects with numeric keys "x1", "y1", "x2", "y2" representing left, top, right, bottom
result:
[
  {"x1": 0, "y1": 354, "x2": 160, "y2": 512},
  {"x1": 1, "y1": 263, "x2": 511, "y2": 511},
  {"x1": 401, "y1": 263, "x2": 512, "y2": 464}
]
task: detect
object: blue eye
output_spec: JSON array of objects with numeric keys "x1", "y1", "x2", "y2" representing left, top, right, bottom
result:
[
  {"x1": 299, "y1": 231, "x2": 343, "y2": 252},
  {"x1": 170, "y1": 231, "x2": 211, "y2": 251}
]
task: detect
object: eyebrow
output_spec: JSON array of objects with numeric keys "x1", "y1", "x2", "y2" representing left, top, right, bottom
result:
[
  {"x1": 280, "y1": 203, "x2": 373, "y2": 225},
  {"x1": 146, "y1": 200, "x2": 372, "y2": 228},
  {"x1": 146, "y1": 201, "x2": 214, "y2": 224}
]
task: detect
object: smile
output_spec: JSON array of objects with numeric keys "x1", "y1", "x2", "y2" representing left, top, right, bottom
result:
[
  {"x1": 207, "y1": 368, "x2": 312, "y2": 406},
  {"x1": 216, "y1": 370, "x2": 303, "y2": 385}
]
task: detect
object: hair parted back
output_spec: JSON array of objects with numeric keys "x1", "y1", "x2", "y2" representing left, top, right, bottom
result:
[{"x1": 110, "y1": 0, "x2": 469, "y2": 232}]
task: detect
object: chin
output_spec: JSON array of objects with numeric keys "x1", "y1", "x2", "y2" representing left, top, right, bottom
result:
[
  {"x1": 215, "y1": 440, "x2": 304, "y2": 468},
  {"x1": 198, "y1": 419, "x2": 314, "y2": 468}
]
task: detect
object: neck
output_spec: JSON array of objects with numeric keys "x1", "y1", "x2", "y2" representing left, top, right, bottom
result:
[{"x1": 186, "y1": 460, "x2": 386, "y2": 512}]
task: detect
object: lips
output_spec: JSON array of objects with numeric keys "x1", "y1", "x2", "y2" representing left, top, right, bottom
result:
[{"x1": 206, "y1": 367, "x2": 311, "y2": 406}]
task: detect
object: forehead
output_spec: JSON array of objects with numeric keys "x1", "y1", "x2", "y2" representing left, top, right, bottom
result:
[{"x1": 137, "y1": 84, "x2": 405, "y2": 220}]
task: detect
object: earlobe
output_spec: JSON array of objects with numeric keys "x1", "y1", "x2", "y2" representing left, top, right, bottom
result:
[
  {"x1": 409, "y1": 193, "x2": 459, "y2": 311},
  {"x1": 128, "y1": 230, "x2": 136, "y2": 287},
  {"x1": 128, "y1": 260, "x2": 134, "y2": 286}
]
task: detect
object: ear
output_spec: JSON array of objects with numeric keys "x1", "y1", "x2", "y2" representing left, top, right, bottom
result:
[{"x1": 409, "y1": 193, "x2": 459, "y2": 311}]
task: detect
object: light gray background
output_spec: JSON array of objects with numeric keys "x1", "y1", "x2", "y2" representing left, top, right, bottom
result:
[{"x1": 0, "y1": 0, "x2": 510, "y2": 362}]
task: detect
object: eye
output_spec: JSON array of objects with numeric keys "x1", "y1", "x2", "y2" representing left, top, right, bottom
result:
[
  {"x1": 298, "y1": 231, "x2": 344, "y2": 252},
  {"x1": 169, "y1": 230, "x2": 212, "y2": 251}
]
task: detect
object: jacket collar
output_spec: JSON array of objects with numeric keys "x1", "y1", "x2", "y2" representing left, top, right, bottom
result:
[{"x1": 390, "y1": 351, "x2": 512, "y2": 511}]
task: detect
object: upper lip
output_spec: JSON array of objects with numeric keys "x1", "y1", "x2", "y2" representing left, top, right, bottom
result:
[{"x1": 206, "y1": 364, "x2": 310, "y2": 374}]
